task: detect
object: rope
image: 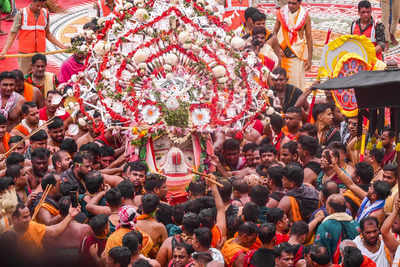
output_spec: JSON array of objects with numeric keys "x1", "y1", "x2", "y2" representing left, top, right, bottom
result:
[{"x1": 4, "y1": 49, "x2": 71, "y2": 58}]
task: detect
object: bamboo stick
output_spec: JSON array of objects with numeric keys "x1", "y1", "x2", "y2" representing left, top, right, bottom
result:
[
  {"x1": 31, "y1": 184, "x2": 53, "y2": 221},
  {"x1": 191, "y1": 169, "x2": 223, "y2": 187},
  {"x1": 4, "y1": 49, "x2": 71, "y2": 58}
]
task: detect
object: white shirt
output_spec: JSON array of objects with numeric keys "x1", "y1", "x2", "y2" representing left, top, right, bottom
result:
[{"x1": 353, "y1": 235, "x2": 390, "y2": 267}]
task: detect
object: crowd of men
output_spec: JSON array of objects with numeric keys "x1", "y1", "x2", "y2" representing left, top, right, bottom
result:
[{"x1": 0, "y1": 0, "x2": 399, "y2": 267}]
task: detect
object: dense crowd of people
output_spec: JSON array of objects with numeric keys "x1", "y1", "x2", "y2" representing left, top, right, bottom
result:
[{"x1": 0, "y1": 0, "x2": 399, "y2": 267}]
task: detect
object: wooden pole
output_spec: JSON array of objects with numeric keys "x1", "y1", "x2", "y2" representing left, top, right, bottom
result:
[{"x1": 191, "y1": 169, "x2": 223, "y2": 187}]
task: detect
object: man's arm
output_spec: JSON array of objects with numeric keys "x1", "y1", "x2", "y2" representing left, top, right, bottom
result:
[
  {"x1": 44, "y1": 205, "x2": 80, "y2": 238},
  {"x1": 210, "y1": 175, "x2": 227, "y2": 241},
  {"x1": 33, "y1": 87, "x2": 45, "y2": 108},
  {"x1": 268, "y1": 35, "x2": 282, "y2": 66},
  {"x1": 375, "y1": 22, "x2": 386, "y2": 52},
  {"x1": 381, "y1": 198, "x2": 400, "y2": 254},
  {"x1": 37, "y1": 207, "x2": 62, "y2": 225},
  {"x1": 0, "y1": 12, "x2": 20, "y2": 58},
  {"x1": 332, "y1": 159, "x2": 367, "y2": 200},
  {"x1": 86, "y1": 190, "x2": 112, "y2": 215},
  {"x1": 304, "y1": 15, "x2": 313, "y2": 71},
  {"x1": 156, "y1": 237, "x2": 172, "y2": 267},
  {"x1": 273, "y1": 18, "x2": 281, "y2": 36}
]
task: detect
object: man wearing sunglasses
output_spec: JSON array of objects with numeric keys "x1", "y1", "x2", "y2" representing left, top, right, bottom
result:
[{"x1": 0, "y1": 0, "x2": 68, "y2": 75}]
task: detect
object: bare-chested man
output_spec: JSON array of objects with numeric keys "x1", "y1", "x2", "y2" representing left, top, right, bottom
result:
[
  {"x1": 13, "y1": 69, "x2": 44, "y2": 108},
  {"x1": 0, "y1": 71, "x2": 25, "y2": 131}
]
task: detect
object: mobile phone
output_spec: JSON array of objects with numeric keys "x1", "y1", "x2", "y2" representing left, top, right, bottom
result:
[
  {"x1": 70, "y1": 190, "x2": 78, "y2": 208},
  {"x1": 325, "y1": 150, "x2": 332, "y2": 164}
]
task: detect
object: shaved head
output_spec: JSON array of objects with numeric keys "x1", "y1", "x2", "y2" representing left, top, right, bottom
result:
[{"x1": 327, "y1": 193, "x2": 347, "y2": 214}]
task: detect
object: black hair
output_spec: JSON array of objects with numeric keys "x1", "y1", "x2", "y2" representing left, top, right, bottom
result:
[
  {"x1": 266, "y1": 208, "x2": 284, "y2": 224},
  {"x1": 383, "y1": 127, "x2": 396, "y2": 138},
  {"x1": 30, "y1": 129, "x2": 48, "y2": 142},
  {"x1": 243, "y1": 142, "x2": 258, "y2": 153},
  {"x1": 31, "y1": 148, "x2": 50, "y2": 160},
  {"x1": 5, "y1": 164, "x2": 23, "y2": 179},
  {"x1": 290, "y1": 221, "x2": 309, "y2": 236},
  {"x1": 312, "y1": 103, "x2": 333, "y2": 121},
  {"x1": 369, "y1": 148, "x2": 385, "y2": 164},
  {"x1": 259, "y1": 144, "x2": 277, "y2": 155},
  {"x1": 269, "y1": 113, "x2": 284, "y2": 133},
  {"x1": 11, "y1": 69, "x2": 24, "y2": 81},
  {"x1": 383, "y1": 163, "x2": 398, "y2": 176},
  {"x1": 194, "y1": 227, "x2": 212, "y2": 248},
  {"x1": 46, "y1": 90, "x2": 61, "y2": 98},
  {"x1": 243, "y1": 202, "x2": 260, "y2": 223},
  {"x1": 321, "y1": 181, "x2": 340, "y2": 200},
  {"x1": 328, "y1": 141, "x2": 347, "y2": 154},
  {"x1": 58, "y1": 196, "x2": 71, "y2": 217},
  {"x1": 309, "y1": 243, "x2": 331, "y2": 265},
  {"x1": 299, "y1": 123, "x2": 318, "y2": 138},
  {"x1": 272, "y1": 67, "x2": 287, "y2": 78},
  {"x1": 99, "y1": 145, "x2": 114, "y2": 157},
  {"x1": 232, "y1": 179, "x2": 249, "y2": 194},
  {"x1": 122, "y1": 232, "x2": 139, "y2": 254},
  {"x1": 238, "y1": 221, "x2": 259, "y2": 235},
  {"x1": 89, "y1": 214, "x2": 108, "y2": 236},
  {"x1": 130, "y1": 230, "x2": 143, "y2": 245},
  {"x1": 218, "y1": 179, "x2": 233, "y2": 203},
  {"x1": 105, "y1": 188, "x2": 122, "y2": 207},
  {"x1": 251, "y1": 10, "x2": 266, "y2": 22},
  {"x1": 132, "y1": 259, "x2": 151, "y2": 267},
  {"x1": 244, "y1": 7, "x2": 259, "y2": 21},
  {"x1": 32, "y1": 53, "x2": 47, "y2": 65},
  {"x1": 8, "y1": 135, "x2": 23, "y2": 146},
  {"x1": 355, "y1": 162, "x2": 374, "y2": 184},
  {"x1": 343, "y1": 246, "x2": 364, "y2": 267},
  {"x1": 51, "y1": 150, "x2": 69, "y2": 169},
  {"x1": 6, "y1": 152, "x2": 24, "y2": 167},
  {"x1": 21, "y1": 101, "x2": 37, "y2": 115},
  {"x1": 267, "y1": 165, "x2": 284, "y2": 188},
  {"x1": 73, "y1": 151, "x2": 94, "y2": 165},
  {"x1": 60, "y1": 138, "x2": 78, "y2": 154},
  {"x1": 283, "y1": 163, "x2": 304, "y2": 187},
  {"x1": 142, "y1": 194, "x2": 160, "y2": 214},
  {"x1": 298, "y1": 135, "x2": 319, "y2": 156},
  {"x1": 41, "y1": 173, "x2": 57, "y2": 191},
  {"x1": 108, "y1": 246, "x2": 131, "y2": 267},
  {"x1": 188, "y1": 180, "x2": 206, "y2": 196},
  {"x1": 199, "y1": 208, "x2": 216, "y2": 229},
  {"x1": 144, "y1": 173, "x2": 166, "y2": 192},
  {"x1": 0, "y1": 71, "x2": 16, "y2": 82},
  {"x1": 12, "y1": 202, "x2": 26, "y2": 218},
  {"x1": 0, "y1": 114, "x2": 7, "y2": 125},
  {"x1": 156, "y1": 202, "x2": 174, "y2": 226},
  {"x1": 360, "y1": 216, "x2": 379, "y2": 231},
  {"x1": 249, "y1": 185, "x2": 269, "y2": 206},
  {"x1": 79, "y1": 142, "x2": 101, "y2": 158},
  {"x1": 0, "y1": 176, "x2": 14, "y2": 192},
  {"x1": 223, "y1": 138, "x2": 240, "y2": 152},
  {"x1": 85, "y1": 171, "x2": 104, "y2": 194},
  {"x1": 173, "y1": 242, "x2": 194, "y2": 256},
  {"x1": 327, "y1": 195, "x2": 347, "y2": 213},
  {"x1": 182, "y1": 212, "x2": 200, "y2": 235},
  {"x1": 252, "y1": 26, "x2": 266, "y2": 36},
  {"x1": 286, "y1": 106, "x2": 302, "y2": 115},
  {"x1": 358, "y1": 0, "x2": 371, "y2": 10},
  {"x1": 117, "y1": 179, "x2": 135, "y2": 199},
  {"x1": 372, "y1": 180, "x2": 391, "y2": 200},
  {"x1": 123, "y1": 161, "x2": 147, "y2": 173},
  {"x1": 47, "y1": 117, "x2": 64, "y2": 130},
  {"x1": 258, "y1": 223, "x2": 276, "y2": 244}
]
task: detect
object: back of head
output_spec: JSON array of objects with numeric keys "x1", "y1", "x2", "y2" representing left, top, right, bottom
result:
[
  {"x1": 11, "y1": 69, "x2": 24, "y2": 81},
  {"x1": 30, "y1": 129, "x2": 48, "y2": 142},
  {"x1": 238, "y1": 221, "x2": 259, "y2": 236},
  {"x1": 343, "y1": 246, "x2": 364, "y2": 267},
  {"x1": 117, "y1": 179, "x2": 135, "y2": 199},
  {"x1": 60, "y1": 138, "x2": 78, "y2": 154},
  {"x1": 321, "y1": 181, "x2": 340, "y2": 200},
  {"x1": 243, "y1": 202, "x2": 260, "y2": 223},
  {"x1": 108, "y1": 246, "x2": 131, "y2": 267},
  {"x1": 251, "y1": 10, "x2": 266, "y2": 22},
  {"x1": 258, "y1": 223, "x2": 275, "y2": 244},
  {"x1": 269, "y1": 114, "x2": 284, "y2": 133},
  {"x1": 249, "y1": 184, "x2": 269, "y2": 206},
  {"x1": 194, "y1": 227, "x2": 212, "y2": 248},
  {"x1": 290, "y1": 221, "x2": 309, "y2": 236},
  {"x1": 218, "y1": 179, "x2": 233, "y2": 203},
  {"x1": 267, "y1": 165, "x2": 285, "y2": 188},
  {"x1": 370, "y1": 148, "x2": 385, "y2": 164},
  {"x1": 85, "y1": 171, "x2": 104, "y2": 194},
  {"x1": 79, "y1": 142, "x2": 101, "y2": 159},
  {"x1": 105, "y1": 188, "x2": 122, "y2": 207},
  {"x1": 142, "y1": 194, "x2": 160, "y2": 214},
  {"x1": 199, "y1": 208, "x2": 216, "y2": 229},
  {"x1": 182, "y1": 212, "x2": 200, "y2": 235},
  {"x1": 222, "y1": 138, "x2": 240, "y2": 152},
  {"x1": 284, "y1": 163, "x2": 304, "y2": 187},
  {"x1": 89, "y1": 214, "x2": 108, "y2": 236},
  {"x1": 232, "y1": 179, "x2": 249, "y2": 194},
  {"x1": 6, "y1": 164, "x2": 22, "y2": 179},
  {"x1": 355, "y1": 162, "x2": 374, "y2": 184},
  {"x1": 122, "y1": 232, "x2": 139, "y2": 254},
  {"x1": 298, "y1": 135, "x2": 319, "y2": 156},
  {"x1": 244, "y1": 7, "x2": 258, "y2": 21},
  {"x1": 144, "y1": 173, "x2": 166, "y2": 192},
  {"x1": 58, "y1": 196, "x2": 71, "y2": 217},
  {"x1": 309, "y1": 244, "x2": 331, "y2": 265},
  {"x1": 156, "y1": 202, "x2": 174, "y2": 225},
  {"x1": 6, "y1": 152, "x2": 25, "y2": 167},
  {"x1": 41, "y1": 173, "x2": 57, "y2": 192},
  {"x1": 312, "y1": 103, "x2": 332, "y2": 121},
  {"x1": 73, "y1": 151, "x2": 94, "y2": 166},
  {"x1": 133, "y1": 258, "x2": 152, "y2": 267},
  {"x1": 266, "y1": 208, "x2": 284, "y2": 224},
  {"x1": 327, "y1": 193, "x2": 347, "y2": 213},
  {"x1": 188, "y1": 180, "x2": 206, "y2": 197},
  {"x1": 299, "y1": 123, "x2": 317, "y2": 138},
  {"x1": 31, "y1": 147, "x2": 50, "y2": 161},
  {"x1": 372, "y1": 180, "x2": 391, "y2": 200}
]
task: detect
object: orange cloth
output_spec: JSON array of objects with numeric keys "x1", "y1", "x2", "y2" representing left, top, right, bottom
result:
[
  {"x1": 343, "y1": 189, "x2": 362, "y2": 208},
  {"x1": 41, "y1": 203, "x2": 60, "y2": 216},
  {"x1": 104, "y1": 227, "x2": 153, "y2": 257},
  {"x1": 23, "y1": 82, "x2": 34, "y2": 102},
  {"x1": 233, "y1": 232, "x2": 262, "y2": 250},
  {"x1": 14, "y1": 124, "x2": 29, "y2": 136},
  {"x1": 2, "y1": 132, "x2": 10, "y2": 152},
  {"x1": 289, "y1": 196, "x2": 303, "y2": 222},
  {"x1": 18, "y1": 7, "x2": 48, "y2": 53},
  {"x1": 221, "y1": 238, "x2": 250, "y2": 267},
  {"x1": 211, "y1": 225, "x2": 222, "y2": 248},
  {"x1": 20, "y1": 221, "x2": 46, "y2": 251}
]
